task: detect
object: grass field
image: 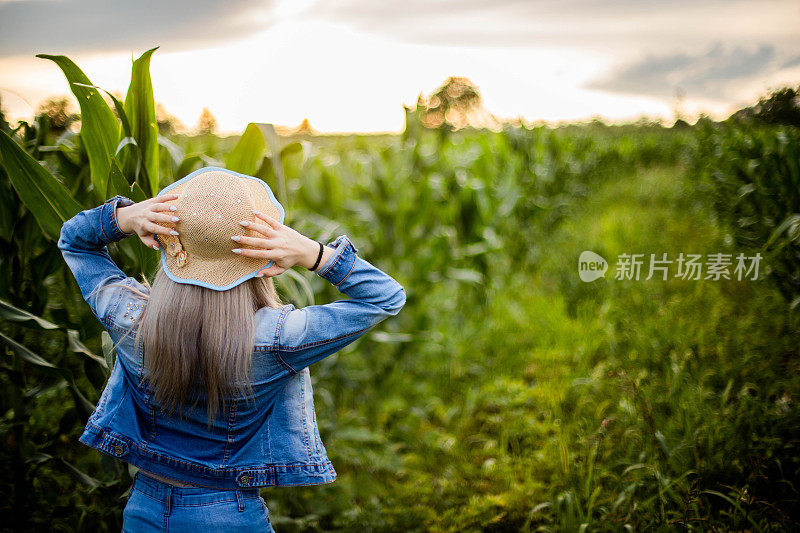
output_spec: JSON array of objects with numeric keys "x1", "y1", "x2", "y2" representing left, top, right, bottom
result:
[{"x1": 248, "y1": 160, "x2": 799, "y2": 531}]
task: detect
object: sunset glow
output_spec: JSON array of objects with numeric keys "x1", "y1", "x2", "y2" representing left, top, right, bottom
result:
[{"x1": 1, "y1": 0, "x2": 798, "y2": 133}]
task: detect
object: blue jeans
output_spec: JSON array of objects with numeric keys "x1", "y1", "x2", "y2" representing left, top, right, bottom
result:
[{"x1": 122, "y1": 472, "x2": 275, "y2": 532}]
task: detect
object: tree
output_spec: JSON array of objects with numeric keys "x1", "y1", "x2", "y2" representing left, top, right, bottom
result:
[
  {"x1": 156, "y1": 103, "x2": 184, "y2": 135},
  {"x1": 729, "y1": 85, "x2": 800, "y2": 127},
  {"x1": 196, "y1": 107, "x2": 217, "y2": 135},
  {"x1": 412, "y1": 76, "x2": 500, "y2": 130},
  {"x1": 36, "y1": 96, "x2": 78, "y2": 132},
  {"x1": 294, "y1": 118, "x2": 316, "y2": 135}
]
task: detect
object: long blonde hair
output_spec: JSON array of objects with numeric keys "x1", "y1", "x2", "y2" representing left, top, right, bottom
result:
[{"x1": 95, "y1": 265, "x2": 284, "y2": 420}]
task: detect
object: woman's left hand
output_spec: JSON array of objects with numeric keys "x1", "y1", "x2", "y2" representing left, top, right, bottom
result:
[
  {"x1": 232, "y1": 211, "x2": 331, "y2": 277},
  {"x1": 116, "y1": 194, "x2": 181, "y2": 249}
]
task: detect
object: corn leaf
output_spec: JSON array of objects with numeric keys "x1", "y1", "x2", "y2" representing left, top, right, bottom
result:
[
  {"x1": 260, "y1": 123, "x2": 288, "y2": 207},
  {"x1": 67, "y1": 329, "x2": 108, "y2": 370},
  {"x1": 73, "y1": 82, "x2": 134, "y2": 141},
  {"x1": 60, "y1": 458, "x2": 104, "y2": 490},
  {"x1": 36, "y1": 54, "x2": 119, "y2": 200},
  {"x1": 225, "y1": 122, "x2": 266, "y2": 175},
  {"x1": 108, "y1": 160, "x2": 147, "y2": 203},
  {"x1": 0, "y1": 331, "x2": 59, "y2": 370},
  {"x1": 0, "y1": 297, "x2": 60, "y2": 330},
  {"x1": 158, "y1": 134, "x2": 184, "y2": 167},
  {"x1": 101, "y1": 331, "x2": 116, "y2": 373},
  {"x1": 0, "y1": 330, "x2": 96, "y2": 416},
  {"x1": 225, "y1": 123, "x2": 289, "y2": 208},
  {"x1": 108, "y1": 159, "x2": 158, "y2": 276},
  {"x1": 176, "y1": 154, "x2": 203, "y2": 178},
  {"x1": 121, "y1": 47, "x2": 160, "y2": 196},
  {"x1": 0, "y1": 129, "x2": 83, "y2": 240}
]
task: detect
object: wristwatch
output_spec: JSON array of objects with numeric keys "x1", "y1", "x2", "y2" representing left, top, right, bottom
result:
[
  {"x1": 111, "y1": 195, "x2": 136, "y2": 236},
  {"x1": 113, "y1": 195, "x2": 135, "y2": 208}
]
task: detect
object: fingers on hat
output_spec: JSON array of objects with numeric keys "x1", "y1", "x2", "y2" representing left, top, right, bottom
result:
[
  {"x1": 254, "y1": 211, "x2": 280, "y2": 227},
  {"x1": 256, "y1": 264, "x2": 282, "y2": 277},
  {"x1": 150, "y1": 193, "x2": 180, "y2": 203},
  {"x1": 144, "y1": 221, "x2": 177, "y2": 235},
  {"x1": 242, "y1": 221, "x2": 274, "y2": 236},
  {"x1": 148, "y1": 212, "x2": 179, "y2": 224},
  {"x1": 231, "y1": 235, "x2": 274, "y2": 248},
  {"x1": 141, "y1": 236, "x2": 160, "y2": 249},
  {"x1": 151, "y1": 202, "x2": 177, "y2": 212},
  {"x1": 232, "y1": 247, "x2": 278, "y2": 260}
]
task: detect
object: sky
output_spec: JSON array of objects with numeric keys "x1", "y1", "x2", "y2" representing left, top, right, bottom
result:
[{"x1": 0, "y1": 0, "x2": 798, "y2": 134}]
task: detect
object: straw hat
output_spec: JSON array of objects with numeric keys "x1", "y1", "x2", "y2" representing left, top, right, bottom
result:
[{"x1": 153, "y1": 166, "x2": 285, "y2": 291}]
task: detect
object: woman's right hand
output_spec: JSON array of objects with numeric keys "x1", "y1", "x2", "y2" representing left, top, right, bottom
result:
[
  {"x1": 116, "y1": 193, "x2": 181, "y2": 249},
  {"x1": 230, "y1": 211, "x2": 334, "y2": 277}
]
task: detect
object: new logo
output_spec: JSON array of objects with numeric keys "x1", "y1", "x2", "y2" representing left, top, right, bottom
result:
[{"x1": 579, "y1": 251, "x2": 608, "y2": 282}]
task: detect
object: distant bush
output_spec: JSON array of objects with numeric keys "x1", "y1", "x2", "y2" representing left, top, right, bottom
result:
[{"x1": 729, "y1": 85, "x2": 800, "y2": 127}]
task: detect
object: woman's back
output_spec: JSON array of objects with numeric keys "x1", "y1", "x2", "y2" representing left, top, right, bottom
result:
[{"x1": 64, "y1": 229, "x2": 405, "y2": 489}]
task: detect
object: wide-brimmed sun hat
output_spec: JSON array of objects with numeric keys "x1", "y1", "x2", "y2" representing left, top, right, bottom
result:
[{"x1": 153, "y1": 166, "x2": 285, "y2": 291}]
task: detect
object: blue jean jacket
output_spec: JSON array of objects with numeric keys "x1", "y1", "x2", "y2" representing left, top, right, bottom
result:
[{"x1": 57, "y1": 195, "x2": 406, "y2": 489}]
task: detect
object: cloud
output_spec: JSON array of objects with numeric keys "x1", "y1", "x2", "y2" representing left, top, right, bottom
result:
[
  {"x1": 586, "y1": 44, "x2": 780, "y2": 100},
  {"x1": 306, "y1": 0, "x2": 657, "y2": 48},
  {"x1": 306, "y1": 0, "x2": 800, "y2": 52},
  {"x1": 783, "y1": 55, "x2": 800, "y2": 69},
  {"x1": 0, "y1": 0, "x2": 277, "y2": 59}
]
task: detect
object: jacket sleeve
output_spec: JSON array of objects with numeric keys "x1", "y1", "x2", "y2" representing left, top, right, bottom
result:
[
  {"x1": 275, "y1": 235, "x2": 406, "y2": 373},
  {"x1": 57, "y1": 195, "x2": 136, "y2": 328}
]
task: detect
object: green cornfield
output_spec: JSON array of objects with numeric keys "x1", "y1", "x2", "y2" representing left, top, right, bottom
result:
[{"x1": 1, "y1": 50, "x2": 799, "y2": 532}]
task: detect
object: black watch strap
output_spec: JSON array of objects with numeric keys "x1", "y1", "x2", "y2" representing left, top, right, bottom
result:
[{"x1": 310, "y1": 241, "x2": 324, "y2": 271}]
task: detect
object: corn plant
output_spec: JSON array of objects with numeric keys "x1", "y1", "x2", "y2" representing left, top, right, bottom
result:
[
  {"x1": 0, "y1": 49, "x2": 313, "y2": 531},
  {"x1": 692, "y1": 121, "x2": 800, "y2": 307}
]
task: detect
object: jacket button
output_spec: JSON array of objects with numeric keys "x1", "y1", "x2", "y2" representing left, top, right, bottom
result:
[
  {"x1": 112, "y1": 445, "x2": 124, "y2": 456},
  {"x1": 239, "y1": 475, "x2": 252, "y2": 485}
]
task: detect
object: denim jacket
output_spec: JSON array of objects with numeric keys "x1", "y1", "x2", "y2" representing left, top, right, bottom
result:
[{"x1": 57, "y1": 195, "x2": 406, "y2": 489}]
